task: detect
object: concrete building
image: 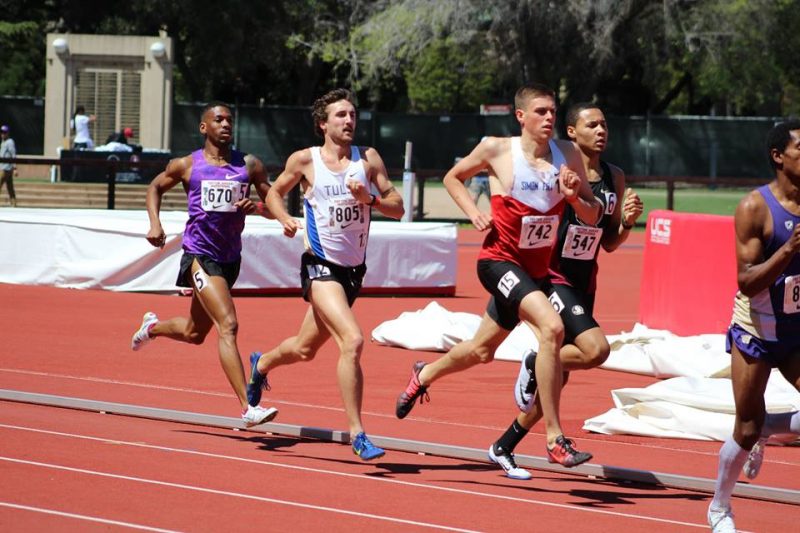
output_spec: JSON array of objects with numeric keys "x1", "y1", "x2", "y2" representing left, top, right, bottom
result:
[{"x1": 44, "y1": 32, "x2": 173, "y2": 157}]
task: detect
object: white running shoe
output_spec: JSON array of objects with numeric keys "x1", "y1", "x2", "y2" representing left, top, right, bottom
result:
[
  {"x1": 743, "y1": 438, "x2": 766, "y2": 480},
  {"x1": 131, "y1": 312, "x2": 158, "y2": 351},
  {"x1": 514, "y1": 350, "x2": 537, "y2": 413},
  {"x1": 488, "y1": 444, "x2": 532, "y2": 480},
  {"x1": 242, "y1": 404, "x2": 278, "y2": 428},
  {"x1": 707, "y1": 504, "x2": 736, "y2": 533}
]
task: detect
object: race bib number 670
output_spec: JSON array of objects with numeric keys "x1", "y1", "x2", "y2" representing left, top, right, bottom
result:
[
  {"x1": 201, "y1": 180, "x2": 247, "y2": 212},
  {"x1": 519, "y1": 215, "x2": 558, "y2": 249}
]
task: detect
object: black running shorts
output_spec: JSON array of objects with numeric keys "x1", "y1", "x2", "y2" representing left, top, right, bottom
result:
[
  {"x1": 176, "y1": 252, "x2": 241, "y2": 289},
  {"x1": 548, "y1": 283, "x2": 598, "y2": 345},
  {"x1": 300, "y1": 252, "x2": 367, "y2": 307},
  {"x1": 477, "y1": 259, "x2": 549, "y2": 331}
]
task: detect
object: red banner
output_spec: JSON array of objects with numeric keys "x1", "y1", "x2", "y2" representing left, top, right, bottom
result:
[{"x1": 639, "y1": 210, "x2": 737, "y2": 335}]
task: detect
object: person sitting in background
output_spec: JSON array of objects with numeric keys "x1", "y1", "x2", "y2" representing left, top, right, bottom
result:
[{"x1": 106, "y1": 127, "x2": 134, "y2": 145}]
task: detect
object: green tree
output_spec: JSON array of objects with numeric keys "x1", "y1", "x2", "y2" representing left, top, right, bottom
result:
[{"x1": 404, "y1": 38, "x2": 497, "y2": 112}]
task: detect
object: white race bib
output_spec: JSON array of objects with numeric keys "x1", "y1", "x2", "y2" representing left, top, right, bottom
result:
[
  {"x1": 561, "y1": 224, "x2": 603, "y2": 260},
  {"x1": 604, "y1": 191, "x2": 617, "y2": 215},
  {"x1": 328, "y1": 197, "x2": 366, "y2": 234},
  {"x1": 201, "y1": 180, "x2": 247, "y2": 212},
  {"x1": 783, "y1": 275, "x2": 800, "y2": 314},
  {"x1": 518, "y1": 215, "x2": 558, "y2": 249}
]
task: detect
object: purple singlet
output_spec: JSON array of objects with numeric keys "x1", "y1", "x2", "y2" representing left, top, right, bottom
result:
[{"x1": 182, "y1": 149, "x2": 250, "y2": 263}]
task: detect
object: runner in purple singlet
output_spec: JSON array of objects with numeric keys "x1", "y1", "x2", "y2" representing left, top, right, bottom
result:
[
  {"x1": 707, "y1": 120, "x2": 800, "y2": 533},
  {"x1": 129, "y1": 102, "x2": 279, "y2": 428}
]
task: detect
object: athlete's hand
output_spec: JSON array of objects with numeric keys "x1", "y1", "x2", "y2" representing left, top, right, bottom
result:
[
  {"x1": 622, "y1": 188, "x2": 643, "y2": 227},
  {"x1": 280, "y1": 216, "x2": 303, "y2": 238},
  {"x1": 470, "y1": 211, "x2": 493, "y2": 232},
  {"x1": 146, "y1": 225, "x2": 167, "y2": 248},
  {"x1": 235, "y1": 198, "x2": 257, "y2": 215},
  {"x1": 346, "y1": 179, "x2": 372, "y2": 204},
  {"x1": 559, "y1": 164, "x2": 580, "y2": 202},
  {"x1": 787, "y1": 223, "x2": 800, "y2": 254}
]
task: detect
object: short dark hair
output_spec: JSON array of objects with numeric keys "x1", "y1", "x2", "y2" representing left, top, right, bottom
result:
[
  {"x1": 201, "y1": 101, "x2": 232, "y2": 121},
  {"x1": 565, "y1": 102, "x2": 599, "y2": 128},
  {"x1": 766, "y1": 120, "x2": 800, "y2": 170},
  {"x1": 514, "y1": 83, "x2": 555, "y2": 111},
  {"x1": 76, "y1": 105, "x2": 85, "y2": 115},
  {"x1": 311, "y1": 89, "x2": 354, "y2": 138}
]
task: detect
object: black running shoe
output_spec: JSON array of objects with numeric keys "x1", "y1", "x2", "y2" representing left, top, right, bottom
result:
[{"x1": 546, "y1": 435, "x2": 592, "y2": 467}]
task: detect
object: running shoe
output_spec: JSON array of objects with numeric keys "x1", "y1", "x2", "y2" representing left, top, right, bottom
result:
[
  {"x1": 514, "y1": 349, "x2": 538, "y2": 413},
  {"x1": 488, "y1": 444, "x2": 532, "y2": 480},
  {"x1": 352, "y1": 432, "x2": 385, "y2": 461},
  {"x1": 247, "y1": 351, "x2": 271, "y2": 407},
  {"x1": 241, "y1": 404, "x2": 278, "y2": 428},
  {"x1": 743, "y1": 437, "x2": 767, "y2": 480},
  {"x1": 131, "y1": 312, "x2": 158, "y2": 351},
  {"x1": 707, "y1": 504, "x2": 736, "y2": 533},
  {"x1": 546, "y1": 435, "x2": 592, "y2": 467},
  {"x1": 395, "y1": 361, "x2": 429, "y2": 419}
]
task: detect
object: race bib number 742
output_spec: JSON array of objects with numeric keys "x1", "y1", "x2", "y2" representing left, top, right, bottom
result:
[{"x1": 519, "y1": 215, "x2": 558, "y2": 249}]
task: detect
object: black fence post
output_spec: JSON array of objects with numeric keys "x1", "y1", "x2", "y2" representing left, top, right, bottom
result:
[
  {"x1": 416, "y1": 178, "x2": 425, "y2": 220},
  {"x1": 107, "y1": 161, "x2": 117, "y2": 210}
]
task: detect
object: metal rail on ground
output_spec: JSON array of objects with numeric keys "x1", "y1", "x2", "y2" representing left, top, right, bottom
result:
[{"x1": 1, "y1": 388, "x2": 797, "y2": 506}]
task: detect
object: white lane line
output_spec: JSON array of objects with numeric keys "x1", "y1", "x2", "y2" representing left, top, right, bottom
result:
[
  {"x1": 0, "y1": 501, "x2": 179, "y2": 532},
  {"x1": 0, "y1": 423, "x2": 709, "y2": 529},
  {"x1": 0, "y1": 456, "x2": 477, "y2": 533}
]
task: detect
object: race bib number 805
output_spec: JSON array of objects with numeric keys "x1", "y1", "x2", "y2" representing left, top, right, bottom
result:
[{"x1": 329, "y1": 198, "x2": 366, "y2": 234}]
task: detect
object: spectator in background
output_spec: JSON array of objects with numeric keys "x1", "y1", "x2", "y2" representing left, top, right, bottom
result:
[
  {"x1": 70, "y1": 106, "x2": 96, "y2": 150},
  {"x1": 0, "y1": 125, "x2": 17, "y2": 207},
  {"x1": 105, "y1": 127, "x2": 134, "y2": 145},
  {"x1": 469, "y1": 137, "x2": 491, "y2": 205}
]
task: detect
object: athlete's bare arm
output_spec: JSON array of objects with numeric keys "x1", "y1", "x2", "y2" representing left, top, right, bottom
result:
[
  {"x1": 442, "y1": 137, "x2": 501, "y2": 231},
  {"x1": 735, "y1": 189, "x2": 800, "y2": 297},
  {"x1": 347, "y1": 146, "x2": 404, "y2": 220},
  {"x1": 267, "y1": 149, "x2": 312, "y2": 238},
  {"x1": 244, "y1": 154, "x2": 273, "y2": 218},
  {"x1": 602, "y1": 164, "x2": 643, "y2": 252},
  {"x1": 145, "y1": 155, "x2": 191, "y2": 248},
  {"x1": 558, "y1": 140, "x2": 602, "y2": 225}
]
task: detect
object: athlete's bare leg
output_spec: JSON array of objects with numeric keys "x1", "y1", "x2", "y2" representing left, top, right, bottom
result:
[
  {"x1": 417, "y1": 314, "x2": 509, "y2": 385},
  {"x1": 306, "y1": 280, "x2": 367, "y2": 436},
  {"x1": 518, "y1": 291, "x2": 564, "y2": 447}
]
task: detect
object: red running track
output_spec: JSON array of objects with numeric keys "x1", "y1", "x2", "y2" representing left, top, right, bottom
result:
[{"x1": 0, "y1": 230, "x2": 797, "y2": 531}]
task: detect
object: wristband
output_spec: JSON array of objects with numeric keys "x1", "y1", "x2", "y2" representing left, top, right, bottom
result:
[
  {"x1": 256, "y1": 201, "x2": 265, "y2": 215},
  {"x1": 368, "y1": 194, "x2": 380, "y2": 206},
  {"x1": 622, "y1": 220, "x2": 634, "y2": 230}
]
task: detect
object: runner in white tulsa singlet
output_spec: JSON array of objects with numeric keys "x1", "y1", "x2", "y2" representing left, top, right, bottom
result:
[
  {"x1": 303, "y1": 145, "x2": 371, "y2": 267},
  {"x1": 248, "y1": 88, "x2": 405, "y2": 462}
]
